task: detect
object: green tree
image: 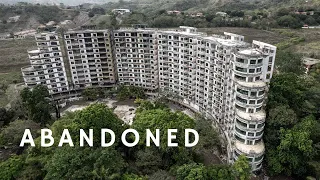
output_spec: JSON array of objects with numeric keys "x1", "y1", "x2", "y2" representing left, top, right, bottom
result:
[
  {"x1": 44, "y1": 146, "x2": 126, "y2": 179},
  {"x1": 149, "y1": 170, "x2": 174, "y2": 180},
  {"x1": 266, "y1": 116, "x2": 316, "y2": 176},
  {"x1": 122, "y1": 173, "x2": 147, "y2": 180},
  {"x1": 117, "y1": 85, "x2": 145, "y2": 100},
  {"x1": 68, "y1": 103, "x2": 124, "y2": 146},
  {"x1": 310, "y1": 63, "x2": 320, "y2": 83},
  {"x1": 193, "y1": 117, "x2": 220, "y2": 152},
  {"x1": 132, "y1": 109, "x2": 195, "y2": 151},
  {"x1": 88, "y1": 11, "x2": 94, "y2": 17},
  {"x1": 135, "y1": 148, "x2": 163, "y2": 174},
  {"x1": 275, "y1": 50, "x2": 304, "y2": 74},
  {"x1": 277, "y1": 8, "x2": 290, "y2": 17},
  {"x1": 20, "y1": 85, "x2": 52, "y2": 126},
  {"x1": 268, "y1": 105, "x2": 298, "y2": 127},
  {"x1": 277, "y1": 15, "x2": 302, "y2": 28},
  {"x1": 264, "y1": 105, "x2": 297, "y2": 147},
  {"x1": 0, "y1": 120, "x2": 40, "y2": 148},
  {"x1": 82, "y1": 87, "x2": 99, "y2": 100},
  {"x1": 206, "y1": 165, "x2": 234, "y2": 180},
  {"x1": 0, "y1": 107, "x2": 14, "y2": 126},
  {"x1": 25, "y1": 104, "x2": 127, "y2": 179},
  {"x1": 304, "y1": 16, "x2": 317, "y2": 25},
  {"x1": 132, "y1": 109, "x2": 195, "y2": 165},
  {"x1": 176, "y1": 163, "x2": 207, "y2": 180},
  {"x1": 267, "y1": 73, "x2": 306, "y2": 115},
  {"x1": 0, "y1": 155, "x2": 25, "y2": 180},
  {"x1": 233, "y1": 155, "x2": 251, "y2": 180},
  {"x1": 135, "y1": 99, "x2": 168, "y2": 113}
]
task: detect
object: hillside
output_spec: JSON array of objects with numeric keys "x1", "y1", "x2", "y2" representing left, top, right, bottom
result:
[
  {"x1": 128, "y1": 0, "x2": 320, "y2": 12},
  {"x1": 0, "y1": 4, "x2": 81, "y2": 33},
  {"x1": 0, "y1": 0, "x2": 117, "y2": 6}
]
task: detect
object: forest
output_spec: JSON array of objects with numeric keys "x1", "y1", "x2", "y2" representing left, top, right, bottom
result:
[
  {"x1": 0, "y1": 85, "x2": 252, "y2": 179},
  {"x1": 0, "y1": 53, "x2": 319, "y2": 178},
  {"x1": 263, "y1": 50, "x2": 320, "y2": 178}
]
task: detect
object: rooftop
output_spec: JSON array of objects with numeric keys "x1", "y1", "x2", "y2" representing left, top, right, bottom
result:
[
  {"x1": 21, "y1": 66, "x2": 35, "y2": 72},
  {"x1": 303, "y1": 57, "x2": 320, "y2": 66},
  {"x1": 252, "y1": 40, "x2": 277, "y2": 50},
  {"x1": 238, "y1": 48, "x2": 262, "y2": 56},
  {"x1": 215, "y1": 38, "x2": 248, "y2": 47},
  {"x1": 65, "y1": 29, "x2": 109, "y2": 34},
  {"x1": 28, "y1": 49, "x2": 41, "y2": 54}
]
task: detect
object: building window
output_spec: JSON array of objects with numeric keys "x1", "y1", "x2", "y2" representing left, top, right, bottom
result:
[
  {"x1": 249, "y1": 124, "x2": 255, "y2": 129},
  {"x1": 235, "y1": 135, "x2": 245, "y2": 143},
  {"x1": 257, "y1": 68, "x2": 261, "y2": 72},
  {"x1": 269, "y1": 57, "x2": 273, "y2": 63},
  {"x1": 237, "y1": 88, "x2": 248, "y2": 95},
  {"x1": 250, "y1": 60, "x2": 256, "y2": 64},
  {"x1": 236, "y1": 119, "x2": 247, "y2": 128},
  {"x1": 250, "y1": 91, "x2": 257, "y2": 97},
  {"x1": 257, "y1": 123, "x2": 265, "y2": 128},
  {"x1": 256, "y1": 107, "x2": 262, "y2": 112},
  {"x1": 257, "y1": 99, "x2": 264, "y2": 104},
  {"x1": 266, "y1": 74, "x2": 271, "y2": 79},
  {"x1": 236, "y1": 58, "x2": 245, "y2": 63}
]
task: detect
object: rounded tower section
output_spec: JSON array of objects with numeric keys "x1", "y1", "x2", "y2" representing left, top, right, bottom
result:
[{"x1": 232, "y1": 49, "x2": 267, "y2": 172}]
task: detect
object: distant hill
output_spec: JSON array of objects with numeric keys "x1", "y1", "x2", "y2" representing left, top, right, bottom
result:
[
  {"x1": 2, "y1": 0, "x2": 320, "y2": 9},
  {"x1": 0, "y1": 4, "x2": 83, "y2": 33},
  {"x1": 0, "y1": 0, "x2": 117, "y2": 6},
  {"x1": 128, "y1": 0, "x2": 320, "y2": 12}
]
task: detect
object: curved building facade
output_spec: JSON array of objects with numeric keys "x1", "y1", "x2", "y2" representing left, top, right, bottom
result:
[
  {"x1": 22, "y1": 27, "x2": 276, "y2": 171},
  {"x1": 22, "y1": 33, "x2": 69, "y2": 94}
]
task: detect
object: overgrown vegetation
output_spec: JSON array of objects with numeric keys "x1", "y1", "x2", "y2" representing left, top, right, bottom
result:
[
  {"x1": 0, "y1": 4, "x2": 79, "y2": 32},
  {"x1": 82, "y1": 85, "x2": 146, "y2": 101},
  {"x1": 264, "y1": 61, "x2": 320, "y2": 178},
  {"x1": 102, "y1": 0, "x2": 320, "y2": 29},
  {"x1": 0, "y1": 100, "x2": 251, "y2": 179},
  {"x1": 117, "y1": 85, "x2": 146, "y2": 100}
]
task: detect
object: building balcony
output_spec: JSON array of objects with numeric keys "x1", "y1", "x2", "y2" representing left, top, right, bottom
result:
[
  {"x1": 235, "y1": 80, "x2": 266, "y2": 89},
  {"x1": 235, "y1": 125, "x2": 264, "y2": 141},
  {"x1": 235, "y1": 109, "x2": 266, "y2": 123},
  {"x1": 234, "y1": 139, "x2": 265, "y2": 156},
  {"x1": 235, "y1": 118, "x2": 265, "y2": 132}
]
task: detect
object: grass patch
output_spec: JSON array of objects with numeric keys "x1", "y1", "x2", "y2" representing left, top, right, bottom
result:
[
  {"x1": 0, "y1": 71, "x2": 23, "y2": 107},
  {"x1": 199, "y1": 27, "x2": 288, "y2": 44},
  {"x1": 276, "y1": 36, "x2": 305, "y2": 50},
  {"x1": 273, "y1": 29, "x2": 297, "y2": 38},
  {"x1": 273, "y1": 29, "x2": 306, "y2": 50},
  {"x1": 0, "y1": 38, "x2": 36, "y2": 73},
  {"x1": 0, "y1": 71, "x2": 23, "y2": 86},
  {"x1": 294, "y1": 41, "x2": 320, "y2": 58}
]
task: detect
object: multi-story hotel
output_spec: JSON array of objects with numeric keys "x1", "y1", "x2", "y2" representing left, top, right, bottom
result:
[
  {"x1": 22, "y1": 26, "x2": 276, "y2": 172},
  {"x1": 21, "y1": 33, "x2": 69, "y2": 94},
  {"x1": 113, "y1": 29, "x2": 159, "y2": 91},
  {"x1": 63, "y1": 30, "x2": 116, "y2": 88},
  {"x1": 154, "y1": 27, "x2": 276, "y2": 171}
]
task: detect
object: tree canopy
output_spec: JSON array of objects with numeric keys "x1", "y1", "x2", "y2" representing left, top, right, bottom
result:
[
  {"x1": 20, "y1": 85, "x2": 52, "y2": 126},
  {"x1": 264, "y1": 72, "x2": 320, "y2": 178}
]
